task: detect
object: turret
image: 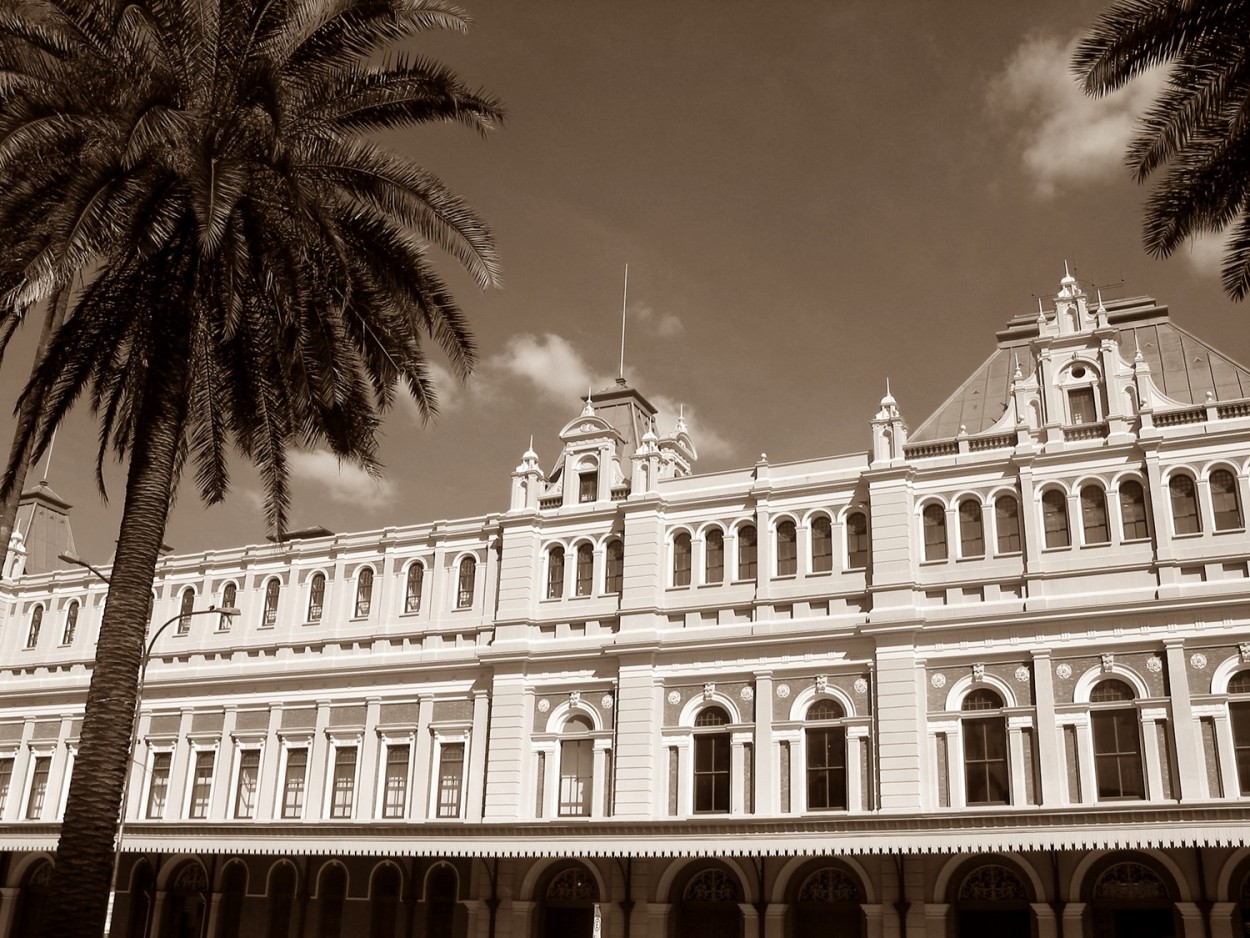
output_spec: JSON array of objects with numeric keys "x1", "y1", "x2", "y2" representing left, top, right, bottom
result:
[{"x1": 870, "y1": 383, "x2": 908, "y2": 466}]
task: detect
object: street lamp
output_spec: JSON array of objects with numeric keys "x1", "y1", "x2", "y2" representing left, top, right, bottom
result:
[{"x1": 58, "y1": 552, "x2": 112, "y2": 584}]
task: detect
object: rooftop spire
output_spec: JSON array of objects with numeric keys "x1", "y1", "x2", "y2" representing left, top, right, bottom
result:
[
  {"x1": 581, "y1": 387, "x2": 595, "y2": 417},
  {"x1": 617, "y1": 263, "x2": 629, "y2": 381}
]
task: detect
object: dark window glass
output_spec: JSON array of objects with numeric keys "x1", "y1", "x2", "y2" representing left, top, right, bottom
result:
[
  {"x1": 220, "y1": 583, "x2": 237, "y2": 630},
  {"x1": 846, "y1": 512, "x2": 869, "y2": 569},
  {"x1": 354, "y1": 568, "x2": 373, "y2": 617},
  {"x1": 1170, "y1": 474, "x2": 1201, "y2": 534},
  {"x1": 694, "y1": 732, "x2": 730, "y2": 814},
  {"x1": 1119, "y1": 481, "x2": 1150, "y2": 540},
  {"x1": 457, "y1": 558, "x2": 475, "y2": 608},
  {"x1": 1068, "y1": 386, "x2": 1097, "y2": 424},
  {"x1": 62, "y1": 601, "x2": 79, "y2": 644},
  {"x1": 25, "y1": 756, "x2": 50, "y2": 819},
  {"x1": 963, "y1": 717, "x2": 1009, "y2": 804},
  {"x1": 1212, "y1": 469, "x2": 1243, "y2": 530},
  {"x1": 177, "y1": 588, "x2": 195, "y2": 634},
  {"x1": 579, "y1": 469, "x2": 597, "y2": 503},
  {"x1": 25, "y1": 605, "x2": 42, "y2": 649},
  {"x1": 1042, "y1": 489, "x2": 1070, "y2": 548},
  {"x1": 263, "y1": 579, "x2": 280, "y2": 627},
  {"x1": 559, "y1": 726, "x2": 594, "y2": 817},
  {"x1": 776, "y1": 520, "x2": 797, "y2": 576},
  {"x1": 576, "y1": 543, "x2": 593, "y2": 596},
  {"x1": 1090, "y1": 678, "x2": 1135, "y2": 703},
  {"x1": 806, "y1": 717, "x2": 847, "y2": 811},
  {"x1": 995, "y1": 495, "x2": 1021, "y2": 553},
  {"x1": 923, "y1": 504, "x2": 947, "y2": 561},
  {"x1": 1081, "y1": 486, "x2": 1109, "y2": 544},
  {"x1": 405, "y1": 564, "x2": 424, "y2": 614},
  {"x1": 330, "y1": 747, "x2": 357, "y2": 819},
  {"x1": 437, "y1": 744, "x2": 465, "y2": 818},
  {"x1": 281, "y1": 749, "x2": 307, "y2": 818},
  {"x1": 546, "y1": 547, "x2": 565, "y2": 599},
  {"x1": 958, "y1": 500, "x2": 983, "y2": 557},
  {"x1": 147, "y1": 752, "x2": 171, "y2": 818},
  {"x1": 605, "y1": 540, "x2": 624, "y2": 594},
  {"x1": 382, "y1": 745, "x2": 409, "y2": 819},
  {"x1": 1092, "y1": 709, "x2": 1144, "y2": 799},
  {"x1": 673, "y1": 533, "x2": 692, "y2": 587},
  {"x1": 308, "y1": 573, "x2": 325, "y2": 622},
  {"x1": 705, "y1": 529, "x2": 725, "y2": 584},
  {"x1": 189, "y1": 750, "x2": 215, "y2": 818},
  {"x1": 737, "y1": 525, "x2": 757, "y2": 580},
  {"x1": 811, "y1": 517, "x2": 833, "y2": 572},
  {"x1": 1231, "y1": 700, "x2": 1250, "y2": 796},
  {"x1": 235, "y1": 749, "x2": 260, "y2": 818}
]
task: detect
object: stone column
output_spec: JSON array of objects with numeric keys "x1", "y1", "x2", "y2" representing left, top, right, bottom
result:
[
  {"x1": 1174, "y1": 901, "x2": 1206, "y2": 938},
  {"x1": 763, "y1": 903, "x2": 787, "y2": 938},
  {"x1": 305, "y1": 700, "x2": 331, "y2": 819},
  {"x1": 1031, "y1": 650, "x2": 1063, "y2": 805},
  {"x1": 848, "y1": 727, "x2": 870, "y2": 812},
  {"x1": 1008, "y1": 716, "x2": 1030, "y2": 806},
  {"x1": 754, "y1": 672, "x2": 776, "y2": 814},
  {"x1": 0, "y1": 887, "x2": 19, "y2": 937},
  {"x1": 413, "y1": 695, "x2": 433, "y2": 818},
  {"x1": 1164, "y1": 639, "x2": 1204, "y2": 801},
  {"x1": 255, "y1": 706, "x2": 283, "y2": 822},
  {"x1": 210, "y1": 706, "x2": 238, "y2": 819},
  {"x1": 465, "y1": 690, "x2": 490, "y2": 821},
  {"x1": 592, "y1": 739, "x2": 611, "y2": 819},
  {"x1": 1032, "y1": 902, "x2": 1059, "y2": 938},
  {"x1": 1071, "y1": 716, "x2": 1095, "y2": 805},
  {"x1": 923, "y1": 902, "x2": 950, "y2": 936},
  {"x1": 1140, "y1": 707, "x2": 1166, "y2": 801},
  {"x1": 1059, "y1": 901, "x2": 1085, "y2": 938},
  {"x1": 730, "y1": 732, "x2": 751, "y2": 815},
  {"x1": 646, "y1": 902, "x2": 671, "y2": 937},
  {"x1": 1209, "y1": 902, "x2": 1237, "y2": 938},
  {"x1": 358, "y1": 698, "x2": 382, "y2": 818}
]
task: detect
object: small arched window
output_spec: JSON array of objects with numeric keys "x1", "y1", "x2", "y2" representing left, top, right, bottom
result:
[
  {"x1": 575, "y1": 543, "x2": 594, "y2": 596},
  {"x1": 961, "y1": 688, "x2": 1008, "y2": 805},
  {"x1": 605, "y1": 540, "x2": 624, "y2": 594},
  {"x1": 1211, "y1": 469, "x2": 1243, "y2": 531},
  {"x1": 1041, "y1": 489, "x2": 1070, "y2": 548},
  {"x1": 62, "y1": 600, "x2": 79, "y2": 645},
  {"x1": 177, "y1": 587, "x2": 195, "y2": 635},
  {"x1": 846, "y1": 512, "x2": 869, "y2": 570},
  {"x1": 737, "y1": 525, "x2": 758, "y2": 580},
  {"x1": 922, "y1": 503, "x2": 947, "y2": 562},
  {"x1": 811, "y1": 517, "x2": 833, "y2": 573},
  {"x1": 673, "y1": 533, "x2": 692, "y2": 587},
  {"x1": 546, "y1": 546, "x2": 565, "y2": 599},
  {"x1": 1169, "y1": 473, "x2": 1201, "y2": 534},
  {"x1": 578, "y1": 462, "x2": 598, "y2": 503},
  {"x1": 1089, "y1": 678, "x2": 1143, "y2": 800},
  {"x1": 307, "y1": 573, "x2": 325, "y2": 622},
  {"x1": 994, "y1": 494, "x2": 1021, "y2": 553},
  {"x1": 262, "y1": 578, "x2": 281, "y2": 627},
  {"x1": 457, "y1": 557, "x2": 476, "y2": 609},
  {"x1": 705, "y1": 529, "x2": 725, "y2": 584},
  {"x1": 405, "y1": 563, "x2": 424, "y2": 614},
  {"x1": 25, "y1": 605, "x2": 42, "y2": 649},
  {"x1": 354, "y1": 567, "x2": 373, "y2": 618},
  {"x1": 806, "y1": 698, "x2": 846, "y2": 811},
  {"x1": 958, "y1": 499, "x2": 983, "y2": 558},
  {"x1": 1080, "y1": 485, "x2": 1109, "y2": 544},
  {"x1": 776, "y1": 520, "x2": 797, "y2": 576},
  {"x1": 1119, "y1": 480, "x2": 1150, "y2": 540},
  {"x1": 220, "y1": 582, "x2": 237, "y2": 630}
]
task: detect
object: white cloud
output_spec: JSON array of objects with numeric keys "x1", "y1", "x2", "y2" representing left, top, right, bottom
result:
[
  {"x1": 987, "y1": 34, "x2": 1168, "y2": 197},
  {"x1": 649, "y1": 394, "x2": 734, "y2": 460},
  {"x1": 488, "y1": 333, "x2": 611, "y2": 405},
  {"x1": 288, "y1": 449, "x2": 395, "y2": 510},
  {"x1": 1182, "y1": 230, "x2": 1231, "y2": 277},
  {"x1": 632, "y1": 305, "x2": 684, "y2": 339},
  {"x1": 397, "y1": 360, "x2": 466, "y2": 423}
]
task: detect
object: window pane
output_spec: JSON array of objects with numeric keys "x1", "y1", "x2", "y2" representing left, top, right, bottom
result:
[
  {"x1": 1068, "y1": 386, "x2": 1097, "y2": 424},
  {"x1": 1211, "y1": 470, "x2": 1243, "y2": 531},
  {"x1": 25, "y1": 756, "x2": 51, "y2": 819},
  {"x1": 1092, "y1": 709, "x2": 1143, "y2": 799},
  {"x1": 995, "y1": 496, "x2": 1021, "y2": 553},
  {"x1": 235, "y1": 749, "x2": 260, "y2": 819},
  {"x1": 220, "y1": 583, "x2": 237, "y2": 630},
  {"x1": 437, "y1": 744, "x2": 465, "y2": 818},
  {"x1": 1232, "y1": 701, "x2": 1250, "y2": 796},
  {"x1": 62, "y1": 602, "x2": 79, "y2": 644},
  {"x1": 579, "y1": 470, "x2": 597, "y2": 503},
  {"x1": 354, "y1": 568, "x2": 373, "y2": 617},
  {"x1": 811, "y1": 517, "x2": 833, "y2": 572},
  {"x1": 330, "y1": 747, "x2": 357, "y2": 819},
  {"x1": 806, "y1": 726, "x2": 846, "y2": 810},
  {"x1": 308, "y1": 574, "x2": 325, "y2": 622},
  {"x1": 576, "y1": 544, "x2": 593, "y2": 596},
  {"x1": 1042, "y1": 490, "x2": 1070, "y2": 548},
  {"x1": 147, "y1": 752, "x2": 172, "y2": 819},
  {"x1": 558, "y1": 738, "x2": 593, "y2": 816},
  {"x1": 1170, "y1": 475, "x2": 1201, "y2": 534},
  {"x1": 383, "y1": 745, "x2": 410, "y2": 819},
  {"x1": 673, "y1": 533, "x2": 692, "y2": 587},
  {"x1": 405, "y1": 564, "x2": 424, "y2": 613},
  {"x1": 605, "y1": 540, "x2": 624, "y2": 594},
  {"x1": 923, "y1": 504, "x2": 947, "y2": 561},
  {"x1": 1119, "y1": 481, "x2": 1150, "y2": 540},
  {"x1": 457, "y1": 558, "x2": 475, "y2": 608},
  {"x1": 1081, "y1": 486, "x2": 1109, "y2": 544},
  {"x1": 737, "y1": 526, "x2": 757, "y2": 580},
  {"x1": 693, "y1": 734, "x2": 730, "y2": 813},
  {"x1": 705, "y1": 529, "x2": 724, "y2": 584},
  {"x1": 26, "y1": 606, "x2": 41, "y2": 648},
  {"x1": 958, "y1": 500, "x2": 983, "y2": 557},
  {"x1": 189, "y1": 751, "x2": 215, "y2": 818},
  {"x1": 776, "y1": 521, "x2": 797, "y2": 576},
  {"x1": 0, "y1": 758, "x2": 12, "y2": 814},
  {"x1": 547, "y1": 547, "x2": 565, "y2": 599},
  {"x1": 263, "y1": 580, "x2": 280, "y2": 627},
  {"x1": 846, "y1": 512, "x2": 869, "y2": 569},
  {"x1": 963, "y1": 719, "x2": 1009, "y2": 805},
  {"x1": 282, "y1": 749, "x2": 308, "y2": 819}
]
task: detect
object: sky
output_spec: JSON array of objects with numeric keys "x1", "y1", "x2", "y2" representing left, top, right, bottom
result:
[{"x1": 6, "y1": 0, "x2": 1250, "y2": 565}]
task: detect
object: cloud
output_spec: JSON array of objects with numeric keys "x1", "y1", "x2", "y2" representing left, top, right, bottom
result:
[
  {"x1": 987, "y1": 34, "x2": 1167, "y2": 198},
  {"x1": 488, "y1": 333, "x2": 611, "y2": 405},
  {"x1": 1182, "y1": 231, "x2": 1231, "y2": 277},
  {"x1": 631, "y1": 305, "x2": 684, "y2": 338},
  {"x1": 649, "y1": 394, "x2": 734, "y2": 460},
  {"x1": 288, "y1": 449, "x2": 396, "y2": 510},
  {"x1": 396, "y1": 361, "x2": 466, "y2": 423}
]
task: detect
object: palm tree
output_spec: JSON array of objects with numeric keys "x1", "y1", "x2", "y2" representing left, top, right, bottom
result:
[
  {"x1": 1073, "y1": 1, "x2": 1250, "y2": 299},
  {"x1": 0, "y1": 1, "x2": 503, "y2": 935}
]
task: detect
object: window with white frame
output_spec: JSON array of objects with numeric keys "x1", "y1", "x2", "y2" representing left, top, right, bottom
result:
[
  {"x1": 575, "y1": 543, "x2": 593, "y2": 597},
  {"x1": 705, "y1": 528, "x2": 725, "y2": 583},
  {"x1": 961, "y1": 689, "x2": 1009, "y2": 805},
  {"x1": 25, "y1": 754, "x2": 51, "y2": 820},
  {"x1": 693, "y1": 706, "x2": 731, "y2": 814},
  {"x1": 958, "y1": 499, "x2": 983, "y2": 558},
  {"x1": 1119, "y1": 480, "x2": 1150, "y2": 540},
  {"x1": 558, "y1": 715, "x2": 594, "y2": 817},
  {"x1": 805, "y1": 699, "x2": 846, "y2": 811},
  {"x1": 233, "y1": 748, "x2": 261, "y2": 819},
  {"x1": 381, "y1": 743, "x2": 410, "y2": 819},
  {"x1": 261, "y1": 579, "x2": 281, "y2": 627},
  {"x1": 994, "y1": 494, "x2": 1021, "y2": 553},
  {"x1": 672, "y1": 532, "x2": 692, "y2": 587},
  {"x1": 177, "y1": 587, "x2": 195, "y2": 635},
  {"x1": 219, "y1": 582, "x2": 236, "y2": 630},
  {"x1": 776, "y1": 520, "x2": 797, "y2": 576},
  {"x1": 1228, "y1": 670, "x2": 1250, "y2": 796},
  {"x1": 1080, "y1": 485, "x2": 1109, "y2": 545},
  {"x1": 922, "y1": 503, "x2": 947, "y2": 561},
  {"x1": 1089, "y1": 678, "x2": 1144, "y2": 800},
  {"x1": 25, "y1": 605, "x2": 42, "y2": 649},
  {"x1": 578, "y1": 464, "x2": 598, "y2": 503},
  {"x1": 605, "y1": 540, "x2": 624, "y2": 594},
  {"x1": 146, "y1": 750, "x2": 172, "y2": 819},
  {"x1": 405, "y1": 563, "x2": 425, "y2": 613},
  {"x1": 737, "y1": 525, "x2": 757, "y2": 580},
  {"x1": 354, "y1": 567, "x2": 373, "y2": 617},
  {"x1": 280, "y1": 746, "x2": 308, "y2": 819},
  {"x1": 307, "y1": 573, "x2": 325, "y2": 622},
  {"x1": 61, "y1": 600, "x2": 79, "y2": 645},
  {"x1": 456, "y1": 557, "x2": 476, "y2": 608},
  {"x1": 0, "y1": 756, "x2": 12, "y2": 815},
  {"x1": 811, "y1": 516, "x2": 833, "y2": 573},
  {"x1": 1169, "y1": 474, "x2": 1201, "y2": 535},
  {"x1": 546, "y1": 546, "x2": 565, "y2": 599},
  {"x1": 436, "y1": 742, "x2": 465, "y2": 818},
  {"x1": 1212, "y1": 469, "x2": 1243, "y2": 531},
  {"x1": 329, "y1": 745, "x2": 358, "y2": 819},
  {"x1": 187, "y1": 749, "x2": 216, "y2": 818},
  {"x1": 1041, "y1": 489, "x2": 1070, "y2": 548},
  {"x1": 846, "y1": 512, "x2": 869, "y2": 569}
]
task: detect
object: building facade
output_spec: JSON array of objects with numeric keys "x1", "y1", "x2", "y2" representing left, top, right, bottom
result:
[{"x1": 1, "y1": 272, "x2": 1249, "y2": 938}]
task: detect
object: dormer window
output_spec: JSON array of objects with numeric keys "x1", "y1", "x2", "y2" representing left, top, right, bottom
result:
[
  {"x1": 1060, "y1": 362, "x2": 1102, "y2": 425},
  {"x1": 577, "y1": 459, "x2": 598, "y2": 503}
]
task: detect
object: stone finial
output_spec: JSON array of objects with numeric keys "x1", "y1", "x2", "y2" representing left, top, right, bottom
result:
[{"x1": 580, "y1": 387, "x2": 595, "y2": 417}]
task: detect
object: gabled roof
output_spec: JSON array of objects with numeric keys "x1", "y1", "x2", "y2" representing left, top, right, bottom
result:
[{"x1": 910, "y1": 296, "x2": 1250, "y2": 442}]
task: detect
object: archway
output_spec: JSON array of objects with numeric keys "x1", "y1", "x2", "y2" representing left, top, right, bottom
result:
[
  {"x1": 424, "y1": 864, "x2": 459, "y2": 938},
  {"x1": 126, "y1": 860, "x2": 157, "y2": 938},
  {"x1": 12, "y1": 859, "x2": 51, "y2": 938},
  {"x1": 1086, "y1": 857, "x2": 1177, "y2": 938},
  {"x1": 673, "y1": 866, "x2": 744, "y2": 938},
  {"x1": 159, "y1": 861, "x2": 209, "y2": 938},
  {"x1": 265, "y1": 862, "x2": 297, "y2": 938},
  {"x1": 369, "y1": 863, "x2": 402, "y2": 938},
  {"x1": 786, "y1": 863, "x2": 865, "y2": 938},
  {"x1": 215, "y1": 861, "x2": 247, "y2": 938},
  {"x1": 537, "y1": 864, "x2": 598, "y2": 938},
  {"x1": 952, "y1": 862, "x2": 1031, "y2": 937}
]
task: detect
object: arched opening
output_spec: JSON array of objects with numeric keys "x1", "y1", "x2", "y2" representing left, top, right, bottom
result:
[
  {"x1": 12, "y1": 859, "x2": 52, "y2": 938},
  {"x1": 315, "y1": 864, "x2": 348, "y2": 938},
  {"x1": 537, "y1": 864, "x2": 599, "y2": 938},
  {"x1": 674, "y1": 866, "x2": 744, "y2": 938},
  {"x1": 215, "y1": 861, "x2": 248, "y2": 938},
  {"x1": 787, "y1": 863, "x2": 865, "y2": 938},
  {"x1": 952, "y1": 862, "x2": 1031, "y2": 937},
  {"x1": 424, "y1": 864, "x2": 458, "y2": 938},
  {"x1": 160, "y1": 861, "x2": 209, "y2": 938},
  {"x1": 266, "y1": 862, "x2": 297, "y2": 938},
  {"x1": 126, "y1": 860, "x2": 157, "y2": 938},
  {"x1": 1086, "y1": 857, "x2": 1177, "y2": 938},
  {"x1": 369, "y1": 864, "x2": 402, "y2": 938},
  {"x1": 559, "y1": 714, "x2": 595, "y2": 816}
]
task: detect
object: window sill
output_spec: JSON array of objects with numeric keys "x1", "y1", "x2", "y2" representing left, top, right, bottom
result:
[
  {"x1": 1040, "y1": 545, "x2": 1072, "y2": 553},
  {"x1": 1172, "y1": 531, "x2": 1203, "y2": 539},
  {"x1": 956, "y1": 554, "x2": 985, "y2": 562},
  {"x1": 1080, "y1": 540, "x2": 1111, "y2": 548},
  {"x1": 920, "y1": 558, "x2": 949, "y2": 565},
  {"x1": 773, "y1": 573, "x2": 797, "y2": 581},
  {"x1": 1214, "y1": 526, "x2": 1246, "y2": 535},
  {"x1": 1120, "y1": 537, "x2": 1151, "y2": 545}
]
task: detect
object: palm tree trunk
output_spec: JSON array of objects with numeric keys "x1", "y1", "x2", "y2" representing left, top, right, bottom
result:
[{"x1": 41, "y1": 328, "x2": 189, "y2": 938}]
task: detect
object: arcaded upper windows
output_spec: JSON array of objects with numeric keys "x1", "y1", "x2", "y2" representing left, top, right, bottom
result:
[
  {"x1": 1041, "y1": 489, "x2": 1070, "y2": 549},
  {"x1": 958, "y1": 499, "x2": 983, "y2": 558},
  {"x1": 994, "y1": 495, "x2": 1021, "y2": 553},
  {"x1": 575, "y1": 544, "x2": 594, "y2": 597},
  {"x1": 457, "y1": 557, "x2": 476, "y2": 609},
  {"x1": 776, "y1": 520, "x2": 797, "y2": 576},
  {"x1": 922, "y1": 504, "x2": 947, "y2": 562},
  {"x1": 546, "y1": 546, "x2": 565, "y2": 599},
  {"x1": 354, "y1": 568, "x2": 373, "y2": 618},
  {"x1": 1119, "y1": 480, "x2": 1150, "y2": 540},
  {"x1": 737, "y1": 525, "x2": 758, "y2": 580},
  {"x1": 845, "y1": 512, "x2": 869, "y2": 570},
  {"x1": 1211, "y1": 469, "x2": 1244, "y2": 531},
  {"x1": 1169, "y1": 474, "x2": 1201, "y2": 535},
  {"x1": 705, "y1": 529, "x2": 725, "y2": 584},
  {"x1": 177, "y1": 587, "x2": 195, "y2": 635},
  {"x1": 262, "y1": 578, "x2": 281, "y2": 628},
  {"x1": 1089, "y1": 678, "x2": 1143, "y2": 801},
  {"x1": 308, "y1": 573, "x2": 326, "y2": 622},
  {"x1": 673, "y1": 533, "x2": 692, "y2": 587},
  {"x1": 605, "y1": 540, "x2": 624, "y2": 594},
  {"x1": 811, "y1": 517, "x2": 833, "y2": 573},
  {"x1": 1080, "y1": 485, "x2": 1109, "y2": 545},
  {"x1": 405, "y1": 563, "x2": 424, "y2": 614}
]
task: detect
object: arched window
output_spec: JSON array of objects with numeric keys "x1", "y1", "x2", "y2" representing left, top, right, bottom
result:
[
  {"x1": 266, "y1": 862, "x2": 297, "y2": 938},
  {"x1": 737, "y1": 525, "x2": 757, "y2": 580},
  {"x1": 262, "y1": 579, "x2": 281, "y2": 627},
  {"x1": 673, "y1": 532, "x2": 692, "y2": 587},
  {"x1": 959, "y1": 499, "x2": 984, "y2": 558},
  {"x1": 546, "y1": 546, "x2": 565, "y2": 599},
  {"x1": 307, "y1": 573, "x2": 325, "y2": 622},
  {"x1": 404, "y1": 563, "x2": 424, "y2": 614},
  {"x1": 457, "y1": 557, "x2": 476, "y2": 608},
  {"x1": 163, "y1": 863, "x2": 208, "y2": 938},
  {"x1": 962, "y1": 689, "x2": 1008, "y2": 805},
  {"x1": 424, "y1": 866, "x2": 457, "y2": 938},
  {"x1": 25, "y1": 605, "x2": 42, "y2": 649},
  {"x1": 126, "y1": 861, "x2": 156, "y2": 938},
  {"x1": 12, "y1": 859, "x2": 52, "y2": 938},
  {"x1": 217, "y1": 861, "x2": 247, "y2": 938},
  {"x1": 794, "y1": 866, "x2": 865, "y2": 938},
  {"x1": 541, "y1": 867, "x2": 598, "y2": 936},
  {"x1": 693, "y1": 706, "x2": 731, "y2": 814},
  {"x1": 811, "y1": 517, "x2": 833, "y2": 573},
  {"x1": 575, "y1": 543, "x2": 594, "y2": 596},
  {"x1": 317, "y1": 864, "x2": 348, "y2": 938},
  {"x1": 806, "y1": 699, "x2": 846, "y2": 810},
  {"x1": 177, "y1": 587, "x2": 195, "y2": 635},
  {"x1": 1228, "y1": 670, "x2": 1250, "y2": 795},
  {"x1": 354, "y1": 567, "x2": 373, "y2": 617},
  {"x1": 705, "y1": 529, "x2": 725, "y2": 584},
  {"x1": 994, "y1": 495, "x2": 1021, "y2": 553},
  {"x1": 678, "y1": 869, "x2": 743, "y2": 937},
  {"x1": 1119, "y1": 480, "x2": 1150, "y2": 540},
  {"x1": 1212, "y1": 469, "x2": 1243, "y2": 530},
  {"x1": 1042, "y1": 489, "x2": 1070, "y2": 548},
  {"x1": 923, "y1": 503, "x2": 947, "y2": 561},
  {"x1": 369, "y1": 864, "x2": 402, "y2": 938},
  {"x1": 559, "y1": 714, "x2": 594, "y2": 816},
  {"x1": 220, "y1": 583, "x2": 237, "y2": 630},
  {"x1": 1080, "y1": 485, "x2": 1109, "y2": 544},
  {"x1": 1169, "y1": 473, "x2": 1201, "y2": 534},
  {"x1": 776, "y1": 520, "x2": 797, "y2": 576},
  {"x1": 61, "y1": 601, "x2": 79, "y2": 645},
  {"x1": 846, "y1": 512, "x2": 869, "y2": 570},
  {"x1": 578, "y1": 462, "x2": 598, "y2": 503},
  {"x1": 954, "y1": 863, "x2": 1030, "y2": 937},
  {"x1": 605, "y1": 540, "x2": 624, "y2": 594},
  {"x1": 1089, "y1": 679, "x2": 1143, "y2": 800}
]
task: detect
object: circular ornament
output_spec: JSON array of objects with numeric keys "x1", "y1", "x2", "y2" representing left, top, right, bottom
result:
[
  {"x1": 776, "y1": 683, "x2": 791, "y2": 699},
  {"x1": 853, "y1": 678, "x2": 868, "y2": 694},
  {"x1": 930, "y1": 673, "x2": 946, "y2": 689},
  {"x1": 1056, "y1": 663, "x2": 1072, "y2": 680},
  {"x1": 601, "y1": 694, "x2": 614, "y2": 709},
  {"x1": 1190, "y1": 653, "x2": 1208, "y2": 670},
  {"x1": 1014, "y1": 666, "x2": 1030, "y2": 683},
  {"x1": 666, "y1": 690, "x2": 681, "y2": 705},
  {"x1": 1146, "y1": 656, "x2": 1163, "y2": 673},
  {"x1": 740, "y1": 686, "x2": 755, "y2": 702},
  {"x1": 537, "y1": 699, "x2": 550, "y2": 713}
]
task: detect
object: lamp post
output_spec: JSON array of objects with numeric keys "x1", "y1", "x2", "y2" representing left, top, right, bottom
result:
[{"x1": 58, "y1": 552, "x2": 113, "y2": 584}]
